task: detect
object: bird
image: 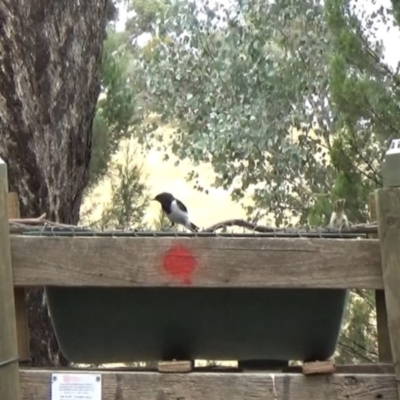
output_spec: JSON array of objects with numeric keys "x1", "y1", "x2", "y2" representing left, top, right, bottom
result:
[
  {"x1": 329, "y1": 198, "x2": 350, "y2": 229},
  {"x1": 153, "y1": 192, "x2": 199, "y2": 232}
]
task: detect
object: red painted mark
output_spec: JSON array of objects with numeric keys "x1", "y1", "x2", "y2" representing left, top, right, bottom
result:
[{"x1": 163, "y1": 244, "x2": 197, "y2": 285}]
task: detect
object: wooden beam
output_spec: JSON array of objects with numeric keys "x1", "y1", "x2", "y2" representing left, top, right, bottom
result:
[
  {"x1": 376, "y1": 187, "x2": 400, "y2": 399},
  {"x1": 20, "y1": 369, "x2": 397, "y2": 400},
  {"x1": 0, "y1": 160, "x2": 21, "y2": 400},
  {"x1": 369, "y1": 192, "x2": 392, "y2": 362},
  {"x1": 283, "y1": 362, "x2": 395, "y2": 374},
  {"x1": 11, "y1": 236, "x2": 382, "y2": 288},
  {"x1": 8, "y1": 193, "x2": 31, "y2": 366}
]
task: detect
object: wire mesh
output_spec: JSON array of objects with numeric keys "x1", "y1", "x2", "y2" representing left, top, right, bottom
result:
[{"x1": 11, "y1": 223, "x2": 370, "y2": 239}]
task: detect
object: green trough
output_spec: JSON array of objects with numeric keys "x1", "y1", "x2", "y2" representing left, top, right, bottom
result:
[{"x1": 45, "y1": 287, "x2": 349, "y2": 364}]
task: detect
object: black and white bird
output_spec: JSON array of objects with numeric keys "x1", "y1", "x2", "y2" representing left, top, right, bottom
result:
[{"x1": 153, "y1": 192, "x2": 199, "y2": 232}]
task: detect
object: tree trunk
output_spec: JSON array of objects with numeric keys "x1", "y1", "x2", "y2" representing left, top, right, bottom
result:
[{"x1": 0, "y1": 0, "x2": 108, "y2": 366}]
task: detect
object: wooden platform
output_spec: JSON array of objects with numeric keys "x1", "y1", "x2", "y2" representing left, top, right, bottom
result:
[
  {"x1": 20, "y1": 368, "x2": 397, "y2": 400},
  {"x1": 1, "y1": 160, "x2": 400, "y2": 400}
]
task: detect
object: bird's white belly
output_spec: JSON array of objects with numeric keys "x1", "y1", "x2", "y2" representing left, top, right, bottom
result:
[{"x1": 169, "y1": 202, "x2": 189, "y2": 225}]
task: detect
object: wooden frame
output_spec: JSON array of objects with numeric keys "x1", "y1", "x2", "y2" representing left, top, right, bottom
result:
[
  {"x1": 369, "y1": 193, "x2": 392, "y2": 363},
  {"x1": 12, "y1": 236, "x2": 382, "y2": 288},
  {"x1": 19, "y1": 369, "x2": 398, "y2": 400},
  {"x1": 1, "y1": 155, "x2": 400, "y2": 400},
  {"x1": 0, "y1": 160, "x2": 21, "y2": 399},
  {"x1": 8, "y1": 194, "x2": 31, "y2": 366}
]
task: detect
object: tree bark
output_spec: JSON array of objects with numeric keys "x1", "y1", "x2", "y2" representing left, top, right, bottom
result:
[{"x1": 0, "y1": 0, "x2": 108, "y2": 366}]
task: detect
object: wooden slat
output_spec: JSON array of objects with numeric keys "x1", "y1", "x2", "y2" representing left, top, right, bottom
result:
[
  {"x1": 0, "y1": 161, "x2": 21, "y2": 400},
  {"x1": 369, "y1": 192, "x2": 392, "y2": 362},
  {"x1": 283, "y1": 363, "x2": 395, "y2": 374},
  {"x1": 20, "y1": 369, "x2": 397, "y2": 400},
  {"x1": 8, "y1": 193, "x2": 31, "y2": 366},
  {"x1": 376, "y1": 187, "x2": 400, "y2": 399},
  {"x1": 11, "y1": 236, "x2": 383, "y2": 288},
  {"x1": 302, "y1": 360, "x2": 336, "y2": 375},
  {"x1": 158, "y1": 360, "x2": 194, "y2": 373}
]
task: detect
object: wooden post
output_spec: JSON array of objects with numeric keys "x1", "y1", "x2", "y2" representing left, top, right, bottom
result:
[
  {"x1": 0, "y1": 158, "x2": 21, "y2": 400},
  {"x1": 369, "y1": 193, "x2": 392, "y2": 362},
  {"x1": 8, "y1": 193, "x2": 31, "y2": 366},
  {"x1": 376, "y1": 187, "x2": 400, "y2": 400}
]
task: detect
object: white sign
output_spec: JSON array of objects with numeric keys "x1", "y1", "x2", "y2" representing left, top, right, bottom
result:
[{"x1": 51, "y1": 373, "x2": 102, "y2": 400}]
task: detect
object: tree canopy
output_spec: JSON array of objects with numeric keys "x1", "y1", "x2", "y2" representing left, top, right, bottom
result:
[
  {"x1": 112, "y1": 0, "x2": 400, "y2": 363},
  {"x1": 119, "y1": 0, "x2": 399, "y2": 229}
]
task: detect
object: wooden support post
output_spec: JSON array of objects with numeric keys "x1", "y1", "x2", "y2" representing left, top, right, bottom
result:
[
  {"x1": 0, "y1": 158, "x2": 21, "y2": 400},
  {"x1": 376, "y1": 188, "x2": 400, "y2": 400},
  {"x1": 369, "y1": 193, "x2": 392, "y2": 362},
  {"x1": 8, "y1": 193, "x2": 31, "y2": 366}
]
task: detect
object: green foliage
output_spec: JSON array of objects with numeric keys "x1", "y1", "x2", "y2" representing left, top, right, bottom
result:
[
  {"x1": 306, "y1": 129, "x2": 375, "y2": 226},
  {"x1": 130, "y1": 0, "x2": 398, "y2": 226},
  {"x1": 152, "y1": 207, "x2": 175, "y2": 230},
  {"x1": 101, "y1": 144, "x2": 149, "y2": 229},
  {"x1": 89, "y1": 27, "x2": 143, "y2": 188},
  {"x1": 392, "y1": 1, "x2": 400, "y2": 27},
  {"x1": 307, "y1": 195, "x2": 332, "y2": 227},
  {"x1": 325, "y1": 0, "x2": 400, "y2": 179},
  {"x1": 336, "y1": 290, "x2": 378, "y2": 363},
  {"x1": 85, "y1": 143, "x2": 150, "y2": 230},
  {"x1": 133, "y1": 0, "x2": 339, "y2": 225},
  {"x1": 126, "y1": 0, "x2": 170, "y2": 39}
]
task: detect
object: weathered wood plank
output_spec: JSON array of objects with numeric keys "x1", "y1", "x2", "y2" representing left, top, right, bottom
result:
[
  {"x1": 20, "y1": 369, "x2": 397, "y2": 400},
  {"x1": 8, "y1": 193, "x2": 31, "y2": 366},
  {"x1": 369, "y1": 192, "x2": 393, "y2": 362},
  {"x1": 0, "y1": 161, "x2": 21, "y2": 400},
  {"x1": 283, "y1": 363, "x2": 395, "y2": 374},
  {"x1": 376, "y1": 187, "x2": 400, "y2": 399},
  {"x1": 11, "y1": 236, "x2": 382, "y2": 288},
  {"x1": 158, "y1": 360, "x2": 194, "y2": 373},
  {"x1": 302, "y1": 360, "x2": 336, "y2": 375}
]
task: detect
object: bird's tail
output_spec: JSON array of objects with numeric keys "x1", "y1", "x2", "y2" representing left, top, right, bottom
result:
[{"x1": 188, "y1": 222, "x2": 199, "y2": 232}]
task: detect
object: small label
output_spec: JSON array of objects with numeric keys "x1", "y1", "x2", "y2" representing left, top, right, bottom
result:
[{"x1": 51, "y1": 373, "x2": 101, "y2": 400}]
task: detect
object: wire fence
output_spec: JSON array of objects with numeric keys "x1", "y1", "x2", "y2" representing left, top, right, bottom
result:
[{"x1": 9, "y1": 218, "x2": 376, "y2": 239}]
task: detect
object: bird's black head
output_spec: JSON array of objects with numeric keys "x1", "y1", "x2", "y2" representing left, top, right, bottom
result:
[{"x1": 153, "y1": 192, "x2": 174, "y2": 206}]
